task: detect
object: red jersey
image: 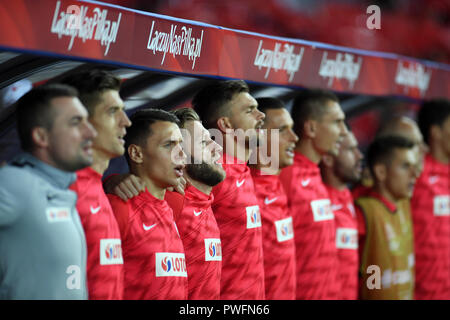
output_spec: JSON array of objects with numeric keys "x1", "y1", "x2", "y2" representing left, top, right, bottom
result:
[
  {"x1": 250, "y1": 168, "x2": 296, "y2": 300},
  {"x1": 107, "y1": 190, "x2": 188, "y2": 300},
  {"x1": 165, "y1": 185, "x2": 221, "y2": 300},
  {"x1": 70, "y1": 167, "x2": 124, "y2": 300},
  {"x1": 211, "y1": 153, "x2": 265, "y2": 300},
  {"x1": 326, "y1": 185, "x2": 358, "y2": 300},
  {"x1": 411, "y1": 153, "x2": 450, "y2": 299},
  {"x1": 279, "y1": 151, "x2": 339, "y2": 299}
]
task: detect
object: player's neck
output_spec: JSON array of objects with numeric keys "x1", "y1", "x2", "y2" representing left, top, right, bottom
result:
[
  {"x1": 374, "y1": 183, "x2": 397, "y2": 205},
  {"x1": 132, "y1": 167, "x2": 166, "y2": 200},
  {"x1": 430, "y1": 143, "x2": 449, "y2": 164},
  {"x1": 322, "y1": 171, "x2": 347, "y2": 190},
  {"x1": 91, "y1": 149, "x2": 111, "y2": 175},
  {"x1": 294, "y1": 139, "x2": 321, "y2": 164},
  {"x1": 185, "y1": 174, "x2": 212, "y2": 195},
  {"x1": 223, "y1": 133, "x2": 250, "y2": 163}
]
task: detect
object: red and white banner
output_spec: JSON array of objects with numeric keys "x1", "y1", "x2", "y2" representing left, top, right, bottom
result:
[{"x1": 0, "y1": 0, "x2": 448, "y2": 99}]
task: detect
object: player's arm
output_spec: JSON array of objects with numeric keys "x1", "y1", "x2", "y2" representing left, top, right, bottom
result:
[
  {"x1": 107, "y1": 194, "x2": 131, "y2": 237},
  {"x1": 103, "y1": 173, "x2": 145, "y2": 201},
  {"x1": 0, "y1": 169, "x2": 24, "y2": 226},
  {"x1": 103, "y1": 173, "x2": 186, "y2": 200}
]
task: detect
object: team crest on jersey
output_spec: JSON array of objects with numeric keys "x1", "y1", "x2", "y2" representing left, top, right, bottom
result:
[
  {"x1": 336, "y1": 228, "x2": 358, "y2": 249},
  {"x1": 155, "y1": 252, "x2": 187, "y2": 277},
  {"x1": 433, "y1": 195, "x2": 450, "y2": 216},
  {"x1": 310, "y1": 199, "x2": 334, "y2": 222},
  {"x1": 46, "y1": 207, "x2": 70, "y2": 223},
  {"x1": 204, "y1": 238, "x2": 222, "y2": 261},
  {"x1": 275, "y1": 217, "x2": 294, "y2": 242},
  {"x1": 100, "y1": 239, "x2": 123, "y2": 265},
  {"x1": 246, "y1": 205, "x2": 262, "y2": 229}
]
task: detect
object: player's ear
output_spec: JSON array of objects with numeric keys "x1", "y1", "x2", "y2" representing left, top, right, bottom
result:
[
  {"x1": 217, "y1": 116, "x2": 232, "y2": 134},
  {"x1": 128, "y1": 144, "x2": 143, "y2": 164},
  {"x1": 430, "y1": 124, "x2": 442, "y2": 143},
  {"x1": 373, "y1": 163, "x2": 387, "y2": 183},
  {"x1": 31, "y1": 127, "x2": 49, "y2": 149},
  {"x1": 303, "y1": 119, "x2": 317, "y2": 139}
]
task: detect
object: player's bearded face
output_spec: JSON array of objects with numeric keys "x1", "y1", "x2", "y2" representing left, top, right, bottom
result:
[{"x1": 186, "y1": 159, "x2": 225, "y2": 187}]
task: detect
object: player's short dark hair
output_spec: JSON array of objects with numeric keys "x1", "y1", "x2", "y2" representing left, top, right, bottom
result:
[
  {"x1": 16, "y1": 83, "x2": 79, "y2": 152},
  {"x1": 124, "y1": 108, "x2": 180, "y2": 165},
  {"x1": 417, "y1": 98, "x2": 450, "y2": 144},
  {"x1": 172, "y1": 107, "x2": 201, "y2": 128},
  {"x1": 291, "y1": 89, "x2": 339, "y2": 138},
  {"x1": 58, "y1": 69, "x2": 121, "y2": 115},
  {"x1": 367, "y1": 135, "x2": 415, "y2": 177},
  {"x1": 255, "y1": 97, "x2": 285, "y2": 114},
  {"x1": 192, "y1": 80, "x2": 249, "y2": 129}
]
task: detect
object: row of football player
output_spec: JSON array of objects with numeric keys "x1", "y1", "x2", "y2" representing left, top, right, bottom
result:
[{"x1": 0, "y1": 69, "x2": 448, "y2": 299}]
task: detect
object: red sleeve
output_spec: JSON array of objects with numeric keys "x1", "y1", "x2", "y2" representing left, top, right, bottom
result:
[
  {"x1": 279, "y1": 166, "x2": 293, "y2": 201},
  {"x1": 164, "y1": 190, "x2": 185, "y2": 221},
  {"x1": 107, "y1": 194, "x2": 130, "y2": 238}
]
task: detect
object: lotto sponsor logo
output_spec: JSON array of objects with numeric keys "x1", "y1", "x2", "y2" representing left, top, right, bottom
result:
[
  {"x1": 310, "y1": 199, "x2": 334, "y2": 222},
  {"x1": 336, "y1": 228, "x2": 358, "y2": 250},
  {"x1": 275, "y1": 217, "x2": 294, "y2": 242},
  {"x1": 100, "y1": 239, "x2": 123, "y2": 265},
  {"x1": 204, "y1": 238, "x2": 222, "y2": 261},
  {"x1": 433, "y1": 195, "x2": 450, "y2": 216},
  {"x1": 46, "y1": 207, "x2": 70, "y2": 223},
  {"x1": 246, "y1": 205, "x2": 262, "y2": 229},
  {"x1": 155, "y1": 253, "x2": 187, "y2": 277}
]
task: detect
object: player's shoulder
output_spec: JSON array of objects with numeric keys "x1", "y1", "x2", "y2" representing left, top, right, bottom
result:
[{"x1": 0, "y1": 164, "x2": 39, "y2": 194}]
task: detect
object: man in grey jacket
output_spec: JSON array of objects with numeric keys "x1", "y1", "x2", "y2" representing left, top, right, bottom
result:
[{"x1": 0, "y1": 84, "x2": 97, "y2": 299}]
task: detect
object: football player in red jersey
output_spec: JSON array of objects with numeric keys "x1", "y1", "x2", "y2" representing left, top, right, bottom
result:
[
  {"x1": 62, "y1": 70, "x2": 131, "y2": 300},
  {"x1": 279, "y1": 89, "x2": 347, "y2": 299},
  {"x1": 412, "y1": 99, "x2": 450, "y2": 299},
  {"x1": 107, "y1": 109, "x2": 188, "y2": 300},
  {"x1": 248, "y1": 97, "x2": 298, "y2": 300},
  {"x1": 320, "y1": 129, "x2": 363, "y2": 300},
  {"x1": 165, "y1": 107, "x2": 225, "y2": 300},
  {"x1": 193, "y1": 80, "x2": 266, "y2": 300}
]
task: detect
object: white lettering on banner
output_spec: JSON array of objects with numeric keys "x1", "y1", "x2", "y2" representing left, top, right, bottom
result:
[
  {"x1": 395, "y1": 62, "x2": 432, "y2": 96},
  {"x1": 336, "y1": 228, "x2": 358, "y2": 249},
  {"x1": 310, "y1": 199, "x2": 334, "y2": 222},
  {"x1": 50, "y1": 1, "x2": 122, "y2": 56},
  {"x1": 275, "y1": 217, "x2": 294, "y2": 242},
  {"x1": 204, "y1": 238, "x2": 222, "y2": 261},
  {"x1": 155, "y1": 252, "x2": 187, "y2": 277},
  {"x1": 254, "y1": 40, "x2": 304, "y2": 82},
  {"x1": 100, "y1": 239, "x2": 123, "y2": 265},
  {"x1": 146, "y1": 20, "x2": 204, "y2": 70},
  {"x1": 319, "y1": 52, "x2": 363, "y2": 89}
]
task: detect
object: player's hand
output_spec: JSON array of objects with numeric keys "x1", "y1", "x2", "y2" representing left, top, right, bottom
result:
[
  {"x1": 103, "y1": 173, "x2": 145, "y2": 201},
  {"x1": 167, "y1": 176, "x2": 187, "y2": 196}
]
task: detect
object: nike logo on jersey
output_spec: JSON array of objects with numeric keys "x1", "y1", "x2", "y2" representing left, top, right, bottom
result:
[
  {"x1": 429, "y1": 175, "x2": 439, "y2": 184},
  {"x1": 143, "y1": 223, "x2": 157, "y2": 231},
  {"x1": 301, "y1": 179, "x2": 310, "y2": 187},
  {"x1": 236, "y1": 179, "x2": 245, "y2": 187},
  {"x1": 264, "y1": 197, "x2": 278, "y2": 205},
  {"x1": 193, "y1": 210, "x2": 202, "y2": 216},
  {"x1": 90, "y1": 205, "x2": 101, "y2": 214}
]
